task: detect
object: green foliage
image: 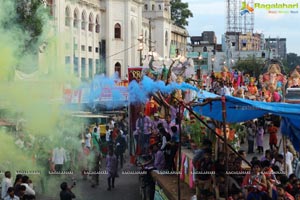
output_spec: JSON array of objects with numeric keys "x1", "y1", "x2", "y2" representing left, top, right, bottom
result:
[
  {"x1": 170, "y1": 0, "x2": 193, "y2": 27},
  {"x1": 15, "y1": 0, "x2": 48, "y2": 52},
  {"x1": 234, "y1": 56, "x2": 264, "y2": 80},
  {"x1": 0, "y1": 0, "x2": 50, "y2": 74},
  {"x1": 2, "y1": 0, "x2": 49, "y2": 53},
  {"x1": 285, "y1": 53, "x2": 300, "y2": 73}
]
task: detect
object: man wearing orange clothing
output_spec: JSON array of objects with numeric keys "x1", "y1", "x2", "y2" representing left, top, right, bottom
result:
[{"x1": 268, "y1": 123, "x2": 278, "y2": 151}]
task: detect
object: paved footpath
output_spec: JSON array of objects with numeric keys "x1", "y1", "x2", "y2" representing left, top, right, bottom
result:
[
  {"x1": 240, "y1": 131, "x2": 283, "y2": 162},
  {"x1": 37, "y1": 155, "x2": 140, "y2": 200}
]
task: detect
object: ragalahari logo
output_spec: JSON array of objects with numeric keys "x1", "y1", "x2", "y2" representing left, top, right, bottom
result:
[{"x1": 240, "y1": 1, "x2": 254, "y2": 15}]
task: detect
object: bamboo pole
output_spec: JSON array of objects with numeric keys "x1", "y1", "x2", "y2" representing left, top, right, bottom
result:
[
  {"x1": 221, "y1": 96, "x2": 229, "y2": 199},
  {"x1": 178, "y1": 104, "x2": 182, "y2": 200}
]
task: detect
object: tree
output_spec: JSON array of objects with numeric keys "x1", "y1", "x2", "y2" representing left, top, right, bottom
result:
[
  {"x1": 1, "y1": 0, "x2": 50, "y2": 73},
  {"x1": 234, "y1": 56, "x2": 264, "y2": 80},
  {"x1": 286, "y1": 53, "x2": 300, "y2": 73},
  {"x1": 170, "y1": 0, "x2": 193, "y2": 28},
  {"x1": 15, "y1": 0, "x2": 48, "y2": 52}
]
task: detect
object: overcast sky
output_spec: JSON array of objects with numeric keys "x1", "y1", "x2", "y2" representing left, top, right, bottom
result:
[{"x1": 183, "y1": 0, "x2": 300, "y2": 54}]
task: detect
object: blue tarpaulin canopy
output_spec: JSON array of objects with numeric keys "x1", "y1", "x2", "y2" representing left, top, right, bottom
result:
[
  {"x1": 193, "y1": 92, "x2": 300, "y2": 123},
  {"x1": 192, "y1": 91, "x2": 300, "y2": 150}
]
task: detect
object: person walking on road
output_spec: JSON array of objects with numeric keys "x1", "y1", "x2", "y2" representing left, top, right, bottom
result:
[
  {"x1": 256, "y1": 125, "x2": 264, "y2": 154},
  {"x1": 268, "y1": 123, "x2": 278, "y2": 151},
  {"x1": 247, "y1": 123, "x2": 255, "y2": 154},
  {"x1": 115, "y1": 129, "x2": 126, "y2": 169},
  {"x1": 106, "y1": 148, "x2": 118, "y2": 191}
]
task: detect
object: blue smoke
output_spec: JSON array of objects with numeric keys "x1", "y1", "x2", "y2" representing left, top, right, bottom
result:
[
  {"x1": 65, "y1": 74, "x2": 199, "y2": 110},
  {"x1": 128, "y1": 80, "x2": 147, "y2": 103},
  {"x1": 128, "y1": 75, "x2": 199, "y2": 104}
]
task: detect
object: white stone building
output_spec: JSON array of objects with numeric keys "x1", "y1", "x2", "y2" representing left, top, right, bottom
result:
[{"x1": 46, "y1": 0, "x2": 188, "y2": 80}]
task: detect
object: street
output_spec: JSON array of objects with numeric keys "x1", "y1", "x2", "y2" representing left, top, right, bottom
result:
[{"x1": 37, "y1": 155, "x2": 140, "y2": 200}]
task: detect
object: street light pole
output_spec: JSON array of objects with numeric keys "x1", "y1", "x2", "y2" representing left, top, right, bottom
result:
[
  {"x1": 198, "y1": 54, "x2": 203, "y2": 83},
  {"x1": 138, "y1": 34, "x2": 144, "y2": 66},
  {"x1": 211, "y1": 56, "x2": 215, "y2": 72}
]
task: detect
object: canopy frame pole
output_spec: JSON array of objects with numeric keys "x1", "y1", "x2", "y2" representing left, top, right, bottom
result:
[
  {"x1": 221, "y1": 95, "x2": 229, "y2": 199},
  {"x1": 178, "y1": 104, "x2": 182, "y2": 200},
  {"x1": 183, "y1": 101, "x2": 252, "y2": 167}
]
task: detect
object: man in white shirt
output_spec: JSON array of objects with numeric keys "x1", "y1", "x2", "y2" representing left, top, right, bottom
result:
[
  {"x1": 1, "y1": 171, "x2": 12, "y2": 200},
  {"x1": 108, "y1": 118, "x2": 115, "y2": 130},
  {"x1": 85, "y1": 128, "x2": 92, "y2": 149},
  {"x1": 52, "y1": 147, "x2": 67, "y2": 172},
  {"x1": 20, "y1": 176, "x2": 35, "y2": 197},
  {"x1": 105, "y1": 125, "x2": 112, "y2": 143},
  {"x1": 284, "y1": 146, "x2": 294, "y2": 176}
]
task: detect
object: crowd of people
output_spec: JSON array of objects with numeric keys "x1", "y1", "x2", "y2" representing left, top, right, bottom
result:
[
  {"x1": 134, "y1": 110, "x2": 180, "y2": 172},
  {"x1": 1, "y1": 172, "x2": 36, "y2": 200},
  {"x1": 190, "y1": 117, "x2": 300, "y2": 200},
  {"x1": 77, "y1": 115, "x2": 128, "y2": 191}
]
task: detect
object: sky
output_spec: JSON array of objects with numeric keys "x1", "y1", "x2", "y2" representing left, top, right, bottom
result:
[{"x1": 183, "y1": 0, "x2": 300, "y2": 54}]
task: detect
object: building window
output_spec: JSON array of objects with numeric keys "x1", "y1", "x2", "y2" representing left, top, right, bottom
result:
[
  {"x1": 95, "y1": 16, "x2": 100, "y2": 33},
  {"x1": 89, "y1": 13, "x2": 94, "y2": 32},
  {"x1": 65, "y1": 43, "x2": 70, "y2": 50},
  {"x1": 95, "y1": 47, "x2": 99, "y2": 53},
  {"x1": 73, "y1": 9, "x2": 79, "y2": 28},
  {"x1": 74, "y1": 57, "x2": 79, "y2": 76},
  {"x1": 65, "y1": 7, "x2": 71, "y2": 27},
  {"x1": 88, "y1": 46, "x2": 92, "y2": 52},
  {"x1": 81, "y1": 11, "x2": 87, "y2": 30},
  {"x1": 152, "y1": 4, "x2": 155, "y2": 10},
  {"x1": 65, "y1": 56, "x2": 71, "y2": 64},
  {"x1": 81, "y1": 45, "x2": 85, "y2": 51},
  {"x1": 74, "y1": 44, "x2": 78, "y2": 50},
  {"x1": 114, "y1": 62, "x2": 121, "y2": 78},
  {"x1": 65, "y1": 56, "x2": 71, "y2": 73},
  {"x1": 144, "y1": 4, "x2": 148, "y2": 10},
  {"x1": 89, "y1": 58, "x2": 93, "y2": 78},
  {"x1": 96, "y1": 59, "x2": 100, "y2": 74},
  {"x1": 165, "y1": 31, "x2": 168, "y2": 46},
  {"x1": 145, "y1": 31, "x2": 147, "y2": 46},
  {"x1": 114, "y1": 23, "x2": 121, "y2": 39},
  {"x1": 81, "y1": 58, "x2": 86, "y2": 77},
  {"x1": 159, "y1": 5, "x2": 162, "y2": 10}
]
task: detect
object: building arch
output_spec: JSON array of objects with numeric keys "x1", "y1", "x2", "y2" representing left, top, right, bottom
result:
[
  {"x1": 81, "y1": 10, "x2": 87, "y2": 30},
  {"x1": 114, "y1": 23, "x2": 121, "y2": 39},
  {"x1": 165, "y1": 31, "x2": 168, "y2": 46},
  {"x1": 73, "y1": 8, "x2": 80, "y2": 28},
  {"x1": 95, "y1": 15, "x2": 100, "y2": 33},
  {"x1": 88, "y1": 12, "x2": 94, "y2": 32},
  {"x1": 114, "y1": 62, "x2": 121, "y2": 78},
  {"x1": 65, "y1": 6, "x2": 71, "y2": 26}
]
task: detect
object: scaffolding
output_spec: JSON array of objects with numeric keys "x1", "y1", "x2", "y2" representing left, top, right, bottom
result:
[
  {"x1": 226, "y1": 0, "x2": 254, "y2": 34},
  {"x1": 242, "y1": 0, "x2": 254, "y2": 33}
]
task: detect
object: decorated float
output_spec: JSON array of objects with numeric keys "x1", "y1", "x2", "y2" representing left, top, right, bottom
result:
[{"x1": 285, "y1": 66, "x2": 300, "y2": 103}]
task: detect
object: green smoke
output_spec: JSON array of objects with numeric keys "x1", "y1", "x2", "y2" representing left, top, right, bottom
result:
[{"x1": 0, "y1": 1, "x2": 86, "y2": 197}]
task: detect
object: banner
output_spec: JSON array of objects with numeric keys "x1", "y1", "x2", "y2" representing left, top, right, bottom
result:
[{"x1": 128, "y1": 67, "x2": 143, "y2": 82}]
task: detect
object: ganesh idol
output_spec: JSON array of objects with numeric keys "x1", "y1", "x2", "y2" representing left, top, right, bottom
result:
[
  {"x1": 262, "y1": 63, "x2": 286, "y2": 92},
  {"x1": 288, "y1": 69, "x2": 300, "y2": 88},
  {"x1": 247, "y1": 77, "x2": 258, "y2": 96},
  {"x1": 221, "y1": 66, "x2": 232, "y2": 83}
]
